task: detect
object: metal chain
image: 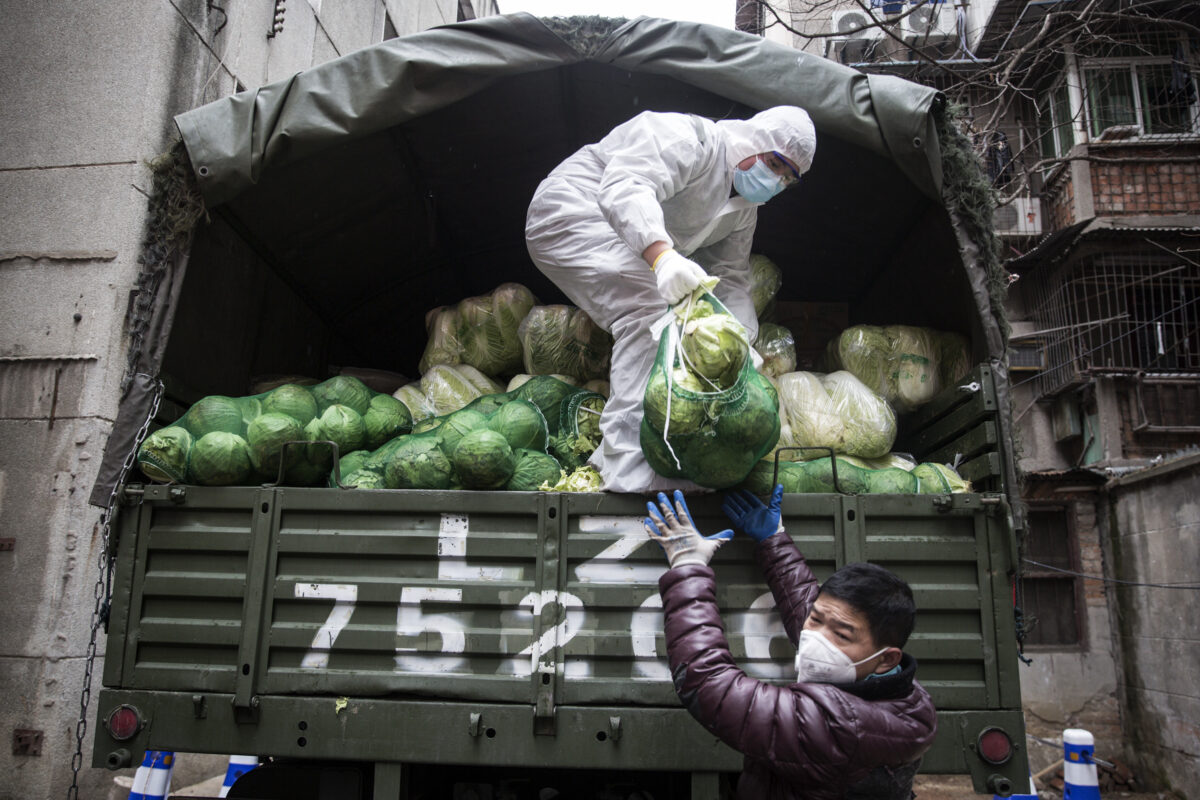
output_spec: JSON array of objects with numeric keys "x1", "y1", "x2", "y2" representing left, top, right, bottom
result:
[{"x1": 67, "y1": 380, "x2": 163, "y2": 800}]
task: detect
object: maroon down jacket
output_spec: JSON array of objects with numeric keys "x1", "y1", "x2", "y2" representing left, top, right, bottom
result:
[{"x1": 659, "y1": 533, "x2": 938, "y2": 799}]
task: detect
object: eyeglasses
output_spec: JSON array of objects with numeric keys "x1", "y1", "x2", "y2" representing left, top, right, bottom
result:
[{"x1": 765, "y1": 151, "x2": 801, "y2": 187}]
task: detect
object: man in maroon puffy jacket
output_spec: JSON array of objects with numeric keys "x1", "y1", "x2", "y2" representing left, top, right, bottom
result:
[{"x1": 644, "y1": 485, "x2": 937, "y2": 799}]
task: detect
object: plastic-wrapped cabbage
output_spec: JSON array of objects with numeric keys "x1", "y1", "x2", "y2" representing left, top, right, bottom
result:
[
  {"x1": 506, "y1": 449, "x2": 562, "y2": 492},
  {"x1": 453, "y1": 363, "x2": 504, "y2": 396},
  {"x1": 679, "y1": 303, "x2": 750, "y2": 389},
  {"x1": 421, "y1": 364, "x2": 484, "y2": 416},
  {"x1": 748, "y1": 253, "x2": 783, "y2": 319},
  {"x1": 452, "y1": 429, "x2": 516, "y2": 489},
  {"x1": 544, "y1": 465, "x2": 603, "y2": 492},
  {"x1": 825, "y1": 326, "x2": 892, "y2": 399},
  {"x1": 459, "y1": 282, "x2": 538, "y2": 377},
  {"x1": 362, "y1": 394, "x2": 413, "y2": 450},
  {"x1": 883, "y1": 326, "x2": 941, "y2": 411},
  {"x1": 393, "y1": 384, "x2": 436, "y2": 423},
  {"x1": 137, "y1": 426, "x2": 193, "y2": 483},
  {"x1": 262, "y1": 384, "x2": 319, "y2": 424},
  {"x1": 418, "y1": 306, "x2": 464, "y2": 375},
  {"x1": 936, "y1": 331, "x2": 972, "y2": 386},
  {"x1": 821, "y1": 371, "x2": 896, "y2": 458},
  {"x1": 754, "y1": 323, "x2": 796, "y2": 379},
  {"x1": 518, "y1": 305, "x2": 613, "y2": 381},
  {"x1": 188, "y1": 431, "x2": 253, "y2": 486},
  {"x1": 775, "y1": 371, "x2": 845, "y2": 459}
]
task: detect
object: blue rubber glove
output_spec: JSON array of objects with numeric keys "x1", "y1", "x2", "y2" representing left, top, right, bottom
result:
[
  {"x1": 644, "y1": 490, "x2": 733, "y2": 568},
  {"x1": 722, "y1": 484, "x2": 785, "y2": 542}
]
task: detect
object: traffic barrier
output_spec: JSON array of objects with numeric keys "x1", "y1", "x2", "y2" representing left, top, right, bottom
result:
[
  {"x1": 1063, "y1": 728, "x2": 1102, "y2": 799},
  {"x1": 127, "y1": 750, "x2": 174, "y2": 800},
  {"x1": 995, "y1": 769, "x2": 1038, "y2": 799},
  {"x1": 219, "y1": 754, "x2": 260, "y2": 798}
]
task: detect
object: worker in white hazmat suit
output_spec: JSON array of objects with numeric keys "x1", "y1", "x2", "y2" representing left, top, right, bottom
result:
[{"x1": 525, "y1": 106, "x2": 816, "y2": 493}]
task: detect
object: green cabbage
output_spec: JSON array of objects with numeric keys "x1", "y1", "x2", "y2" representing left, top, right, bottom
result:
[
  {"x1": 313, "y1": 404, "x2": 367, "y2": 457},
  {"x1": 335, "y1": 450, "x2": 370, "y2": 482},
  {"x1": 362, "y1": 393, "x2": 412, "y2": 450},
  {"x1": 513, "y1": 376, "x2": 581, "y2": 425},
  {"x1": 311, "y1": 375, "x2": 373, "y2": 416},
  {"x1": 864, "y1": 467, "x2": 919, "y2": 494},
  {"x1": 911, "y1": 462, "x2": 951, "y2": 493},
  {"x1": 384, "y1": 435, "x2": 457, "y2": 490},
  {"x1": 505, "y1": 449, "x2": 563, "y2": 492},
  {"x1": 185, "y1": 395, "x2": 245, "y2": 436},
  {"x1": 188, "y1": 431, "x2": 253, "y2": 486},
  {"x1": 826, "y1": 325, "x2": 892, "y2": 398},
  {"x1": 714, "y1": 371, "x2": 780, "y2": 448},
  {"x1": 915, "y1": 462, "x2": 972, "y2": 493},
  {"x1": 246, "y1": 412, "x2": 305, "y2": 479},
  {"x1": 262, "y1": 384, "x2": 319, "y2": 424},
  {"x1": 680, "y1": 313, "x2": 750, "y2": 389},
  {"x1": 487, "y1": 400, "x2": 548, "y2": 451},
  {"x1": 643, "y1": 367, "x2": 708, "y2": 435},
  {"x1": 138, "y1": 426, "x2": 193, "y2": 483},
  {"x1": 544, "y1": 465, "x2": 603, "y2": 492},
  {"x1": 339, "y1": 469, "x2": 387, "y2": 489},
  {"x1": 802, "y1": 457, "x2": 869, "y2": 494},
  {"x1": 452, "y1": 429, "x2": 516, "y2": 489},
  {"x1": 639, "y1": 419, "x2": 684, "y2": 479},
  {"x1": 683, "y1": 437, "x2": 759, "y2": 490},
  {"x1": 437, "y1": 408, "x2": 490, "y2": 456}
]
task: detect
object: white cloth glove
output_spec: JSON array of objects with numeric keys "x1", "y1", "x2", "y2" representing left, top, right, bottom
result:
[
  {"x1": 644, "y1": 490, "x2": 733, "y2": 568},
  {"x1": 653, "y1": 250, "x2": 709, "y2": 305}
]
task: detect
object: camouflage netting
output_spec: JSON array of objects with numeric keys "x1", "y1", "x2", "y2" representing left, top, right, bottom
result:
[{"x1": 934, "y1": 102, "x2": 1009, "y2": 340}]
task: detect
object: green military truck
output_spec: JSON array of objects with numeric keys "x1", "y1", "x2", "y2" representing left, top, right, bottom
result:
[{"x1": 89, "y1": 14, "x2": 1031, "y2": 798}]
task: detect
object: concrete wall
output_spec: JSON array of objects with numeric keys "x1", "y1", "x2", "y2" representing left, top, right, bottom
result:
[
  {"x1": 1102, "y1": 455, "x2": 1200, "y2": 796},
  {"x1": 0, "y1": 2, "x2": 490, "y2": 796}
]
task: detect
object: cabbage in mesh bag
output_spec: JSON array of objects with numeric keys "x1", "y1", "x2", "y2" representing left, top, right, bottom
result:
[
  {"x1": 641, "y1": 291, "x2": 779, "y2": 489},
  {"x1": 136, "y1": 375, "x2": 412, "y2": 487},
  {"x1": 518, "y1": 305, "x2": 613, "y2": 382}
]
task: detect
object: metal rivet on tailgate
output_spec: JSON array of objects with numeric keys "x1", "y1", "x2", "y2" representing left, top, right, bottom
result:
[
  {"x1": 913, "y1": 137, "x2": 923, "y2": 148},
  {"x1": 198, "y1": 166, "x2": 210, "y2": 176}
]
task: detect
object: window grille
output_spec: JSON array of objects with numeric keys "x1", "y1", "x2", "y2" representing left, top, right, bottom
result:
[{"x1": 1020, "y1": 248, "x2": 1200, "y2": 397}]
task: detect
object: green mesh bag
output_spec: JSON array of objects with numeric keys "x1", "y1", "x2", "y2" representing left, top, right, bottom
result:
[
  {"x1": 136, "y1": 375, "x2": 413, "y2": 486},
  {"x1": 641, "y1": 292, "x2": 780, "y2": 489},
  {"x1": 741, "y1": 456, "x2": 967, "y2": 496}
]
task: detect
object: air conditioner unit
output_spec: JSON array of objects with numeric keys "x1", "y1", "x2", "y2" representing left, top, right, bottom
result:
[
  {"x1": 901, "y1": 0, "x2": 957, "y2": 42},
  {"x1": 994, "y1": 197, "x2": 1043, "y2": 237},
  {"x1": 828, "y1": 9, "x2": 885, "y2": 64}
]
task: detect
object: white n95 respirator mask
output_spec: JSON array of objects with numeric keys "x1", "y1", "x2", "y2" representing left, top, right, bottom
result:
[{"x1": 794, "y1": 629, "x2": 888, "y2": 684}]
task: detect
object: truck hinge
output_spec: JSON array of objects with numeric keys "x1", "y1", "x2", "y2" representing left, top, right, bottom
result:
[
  {"x1": 231, "y1": 694, "x2": 260, "y2": 724},
  {"x1": 534, "y1": 666, "x2": 556, "y2": 735}
]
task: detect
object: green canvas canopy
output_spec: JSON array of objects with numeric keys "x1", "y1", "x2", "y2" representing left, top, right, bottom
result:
[{"x1": 93, "y1": 13, "x2": 1015, "y2": 507}]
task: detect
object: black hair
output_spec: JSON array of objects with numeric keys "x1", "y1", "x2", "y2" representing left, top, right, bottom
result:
[{"x1": 819, "y1": 562, "x2": 916, "y2": 649}]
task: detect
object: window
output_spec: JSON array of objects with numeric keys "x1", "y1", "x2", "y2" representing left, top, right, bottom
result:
[
  {"x1": 1082, "y1": 45, "x2": 1199, "y2": 138},
  {"x1": 1036, "y1": 81, "x2": 1076, "y2": 164},
  {"x1": 1021, "y1": 506, "x2": 1081, "y2": 647}
]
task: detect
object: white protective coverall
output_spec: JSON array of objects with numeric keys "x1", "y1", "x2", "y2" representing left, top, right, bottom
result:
[{"x1": 525, "y1": 107, "x2": 816, "y2": 493}]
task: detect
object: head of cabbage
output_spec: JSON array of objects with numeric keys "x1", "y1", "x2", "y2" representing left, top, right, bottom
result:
[
  {"x1": 643, "y1": 366, "x2": 709, "y2": 436},
  {"x1": 680, "y1": 313, "x2": 749, "y2": 389}
]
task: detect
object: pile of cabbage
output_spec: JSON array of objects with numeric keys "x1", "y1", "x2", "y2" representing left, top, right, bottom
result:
[
  {"x1": 335, "y1": 376, "x2": 605, "y2": 492},
  {"x1": 641, "y1": 290, "x2": 780, "y2": 489},
  {"x1": 419, "y1": 282, "x2": 538, "y2": 377},
  {"x1": 741, "y1": 454, "x2": 972, "y2": 496},
  {"x1": 754, "y1": 323, "x2": 797, "y2": 379},
  {"x1": 823, "y1": 324, "x2": 971, "y2": 412},
  {"x1": 772, "y1": 370, "x2": 897, "y2": 461},
  {"x1": 517, "y1": 305, "x2": 613, "y2": 382},
  {"x1": 137, "y1": 376, "x2": 413, "y2": 486}
]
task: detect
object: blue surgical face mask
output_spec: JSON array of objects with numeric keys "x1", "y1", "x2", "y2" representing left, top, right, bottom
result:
[{"x1": 733, "y1": 157, "x2": 786, "y2": 204}]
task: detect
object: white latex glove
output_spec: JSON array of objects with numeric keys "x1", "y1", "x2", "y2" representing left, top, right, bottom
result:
[
  {"x1": 653, "y1": 250, "x2": 709, "y2": 306},
  {"x1": 644, "y1": 490, "x2": 734, "y2": 568}
]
